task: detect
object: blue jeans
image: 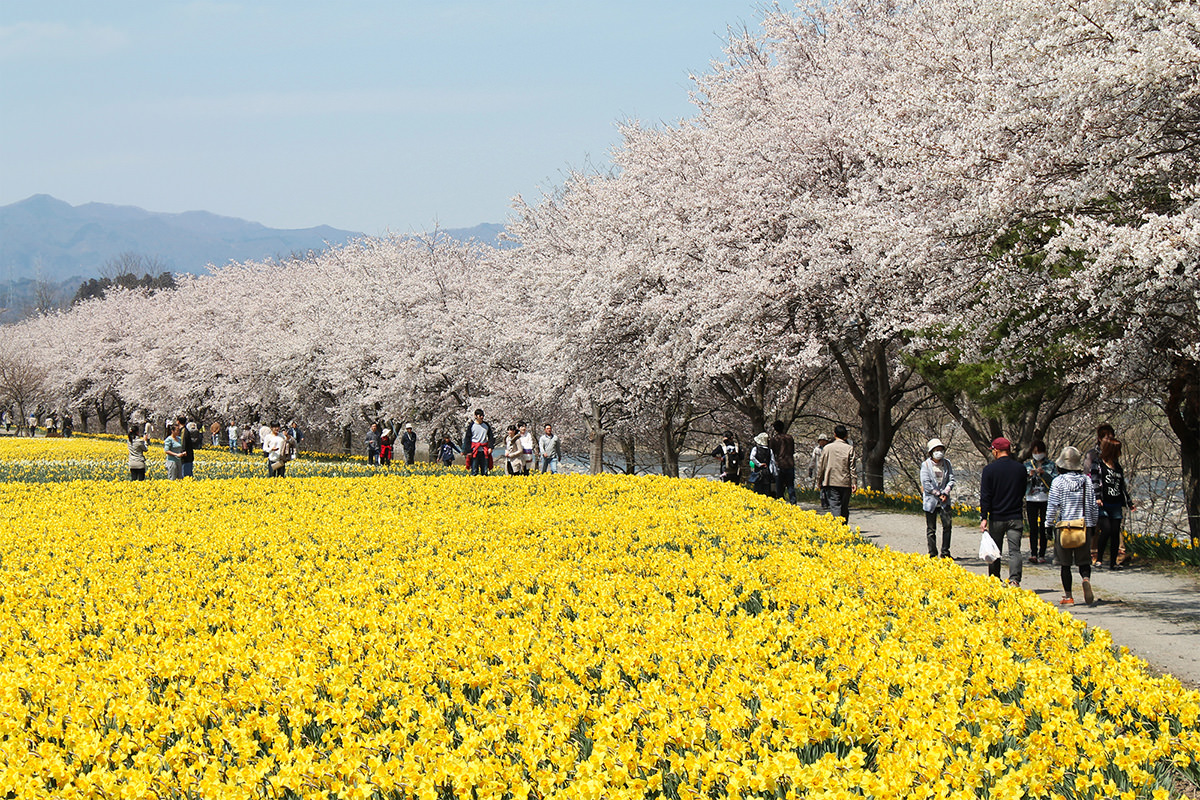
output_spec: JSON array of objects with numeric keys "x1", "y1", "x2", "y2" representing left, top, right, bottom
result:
[
  {"x1": 541, "y1": 456, "x2": 559, "y2": 474},
  {"x1": 181, "y1": 461, "x2": 194, "y2": 478}
]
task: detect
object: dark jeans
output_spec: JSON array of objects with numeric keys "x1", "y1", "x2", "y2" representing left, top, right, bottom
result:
[
  {"x1": 925, "y1": 507, "x2": 952, "y2": 557},
  {"x1": 826, "y1": 486, "x2": 851, "y2": 521},
  {"x1": 129, "y1": 467, "x2": 146, "y2": 481},
  {"x1": 404, "y1": 449, "x2": 416, "y2": 465},
  {"x1": 470, "y1": 448, "x2": 490, "y2": 475},
  {"x1": 181, "y1": 461, "x2": 194, "y2": 478},
  {"x1": 1026, "y1": 501, "x2": 1048, "y2": 558},
  {"x1": 775, "y1": 467, "x2": 797, "y2": 503},
  {"x1": 1097, "y1": 514, "x2": 1122, "y2": 567}
]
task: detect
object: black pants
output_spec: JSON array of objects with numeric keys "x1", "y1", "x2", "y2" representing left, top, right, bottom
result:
[
  {"x1": 129, "y1": 467, "x2": 146, "y2": 481},
  {"x1": 925, "y1": 507, "x2": 951, "y2": 557},
  {"x1": 775, "y1": 467, "x2": 796, "y2": 503},
  {"x1": 1096, "y1": 515, "x2": 1122, "y2": 567},
  {"x1": 826, "y1": 486, "x2": 851, "y2": 521},
  {"x1": 1061, "y1": 562, "x2": 1092, "y2": 594},
  {"x1": 1026, "y1": 501, "x2": 1048, "y2": 558}
]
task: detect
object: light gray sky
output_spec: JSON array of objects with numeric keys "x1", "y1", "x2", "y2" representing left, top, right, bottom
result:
[{"x1": 0, "y1": 1, "x2": 760, "y2": 235}]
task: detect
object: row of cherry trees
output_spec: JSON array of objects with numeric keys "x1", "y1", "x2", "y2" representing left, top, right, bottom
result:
[{"x1": 1, "y1": 0, "x2": 1196, "y2": 536}]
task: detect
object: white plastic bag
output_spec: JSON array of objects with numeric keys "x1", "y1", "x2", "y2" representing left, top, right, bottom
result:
[{"x1": 979, "y1": 530, "x2": 1001, "y2": 564}]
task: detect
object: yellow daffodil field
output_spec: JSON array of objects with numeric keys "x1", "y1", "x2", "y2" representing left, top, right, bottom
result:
[
  {"x1": 0, "y1": 436, "x2": 389, "y2": 482},
  {"x1": 0, "y1": 438, "x2": 1198, "y2": 798}
]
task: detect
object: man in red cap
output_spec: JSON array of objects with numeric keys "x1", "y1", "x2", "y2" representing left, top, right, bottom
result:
[{"x1": 979, "y1": 437, "x2": 1028, "y2": 586}]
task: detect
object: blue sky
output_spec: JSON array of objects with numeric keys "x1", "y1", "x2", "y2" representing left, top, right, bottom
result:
[{"x1": 0, "y1": 1, "x2": 761, "y2": 235}]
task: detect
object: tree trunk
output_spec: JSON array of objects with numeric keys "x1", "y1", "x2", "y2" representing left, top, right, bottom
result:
[
  {"x1": 589, "y1": 430, "x2": 605, "y2": 475},
  {"x1": 618, "y1": 435, "x2": 636, "y2": 475},
  {"x1": 857, "y1": 342, "x2": 891, "y2": 491},
  {"x1": 342, "y1": 425, "x2": 353, "y2": 455},
  {"x1": 711, "y1": 368, "x2": 768, "y2": 435},
  {"x1": 94, "y1": 399, "x2": 111, "y2": 433},
  {"x1": 829, "y1": 336, "x2": 928, "y2": 493},
  {"x1": 1165, "y1": 356, "x2": 1200, "y2": 545},
  {"x1": 580, "y1": 397, "x2": 616, "y2": 475},
  {"x1": 115, "y1": 397, "x2": 129, "y2": 434},
  {"x1": 77, "y1": 405, "x2": 89, "y2": 433}
]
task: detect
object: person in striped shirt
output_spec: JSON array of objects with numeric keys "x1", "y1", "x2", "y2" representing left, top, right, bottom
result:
[{"x1": 1046, "y1": 446, "x2": 1100, "y2": 606}]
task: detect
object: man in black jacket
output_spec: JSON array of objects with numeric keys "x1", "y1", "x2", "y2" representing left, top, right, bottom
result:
[
  {"x1": 400, "y1": 424, "x2": 417, "y2": 465},
  {"x1": 979, "y1": 436, "x2": 1028, "y2": 586}
]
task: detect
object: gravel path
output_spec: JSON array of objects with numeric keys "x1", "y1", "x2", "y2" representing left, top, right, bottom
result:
[{"x1": 807, "y1": 505, "x2": 1200, "y2": 688}]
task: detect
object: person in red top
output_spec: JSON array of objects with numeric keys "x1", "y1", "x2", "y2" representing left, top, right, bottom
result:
[
  {"x1": 379, "y1": 429, "x2": 394, "y2": 467},
  {"x1": 769, "y1": 420, "x2": 797, "y2": 503}
]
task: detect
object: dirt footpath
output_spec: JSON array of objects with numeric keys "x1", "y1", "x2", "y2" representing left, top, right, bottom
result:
[{"x1": 812, "y1": 505, "x2": 1200, "y2": 688}]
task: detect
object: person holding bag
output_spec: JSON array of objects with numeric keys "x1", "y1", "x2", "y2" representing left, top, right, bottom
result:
[
  {"x1": 920, "y1": 438, "x2": 956, "y2": 558},
  {"x1": 1046, "y1": 446, "x2": 1099, "y2": 606},
  {"x1": 747, "y1": 432, "x2": 777, "y2": 496}
]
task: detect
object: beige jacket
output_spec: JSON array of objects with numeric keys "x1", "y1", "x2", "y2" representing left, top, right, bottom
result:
[{"x1": 818, "y1": 438, "x2": 857, "y2": 489}]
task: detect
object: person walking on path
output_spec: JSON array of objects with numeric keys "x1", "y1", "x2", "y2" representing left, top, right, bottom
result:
[
  {"x1": 1084, "y1": 422, "x2": 1116, "y2": 563},
  {"x1": 128, "y1": 428, "x2": 150, "y2": 481},
  {"x1": 538, "y1": 423, "x2": 562, "y2": 473},
  {"x1": 462, "y1": 409, "x2": 495, "y2": 476},
  {"x1": 365, "y1": 423, "x2": 381, "y2": 467},
  {"x1": 809, "y1": 434, "x2": 831, "y2": 508},
  {"x1": 769, "y1": 420, "x2": 797, "y2": 504},
  {"x1": 1046, "y1": 446, "x2": 1099, "y2": 606},
  {"x1": 400, "y1": 424, "x2": 417, "y2": 465},
  {"x1": 712, "y1": 431, "x2": 743, "y2": 484},
  {"x1": 979, "y1": 436, "x2": 1028, "y2": 586},
  {"x1": 1025, "y1": 439, "x2": 1058, "y2": 563},
  {"x1": 819, "y1": 425, "x2": 857, "y2": 522},
  {"x1": 920, "y1": 438, "x2": 956, "y2": 558},
  {"x1": 164, "y1": 423, "x2": 185, "y2": 481},
  {"x1": 747, "y1": 432, "x2": 777, "y2": 496},
  {"x1": 1095, "y1": 437, "x2": 1136, "y2": 570}
]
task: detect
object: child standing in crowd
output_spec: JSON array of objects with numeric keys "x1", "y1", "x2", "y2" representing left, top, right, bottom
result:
[{"x1": 437, "y1": 434, "x2": 460, "y2": 467}]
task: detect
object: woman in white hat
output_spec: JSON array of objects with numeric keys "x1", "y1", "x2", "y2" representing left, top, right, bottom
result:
[
  {"x1": 747, "y1": 432, "x2": 777, "y2": 496},
  {"x1": 1046, "y1": 446, "x2": 1099, "y2": 605},
  {"x1": 920, "y1": 438, "x2": 956, "y2": 557}
]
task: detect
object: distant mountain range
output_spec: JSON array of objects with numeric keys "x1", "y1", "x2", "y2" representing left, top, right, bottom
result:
[{"x1": 0, "y1": 194, "x2": 506, "y2": 285}]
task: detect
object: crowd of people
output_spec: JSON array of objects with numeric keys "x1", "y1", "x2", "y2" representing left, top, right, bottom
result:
[
  {"x1": 711, "y1": 419, "x2": 1138, "y2": 607},
  {"x1": 357, "y1": 409, "x2": 564, "y2": 477},
  {"x1": 961, "y1": 423, "x2": 1134, "y2": 606},
  {"x1": 123, "y1": 417, "x2": 303, "y2": 480},
  {"x1": 711, "y1": 422, "x2": 857, "y2": 522}
]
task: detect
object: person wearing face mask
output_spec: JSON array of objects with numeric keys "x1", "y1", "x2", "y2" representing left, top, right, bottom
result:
[
  {"x1": 920, "y1": 438, "x2": 956, "y2": 558},
  {"x1": 1024, "y1": 439, "x2": 1058, "y2": 564}
]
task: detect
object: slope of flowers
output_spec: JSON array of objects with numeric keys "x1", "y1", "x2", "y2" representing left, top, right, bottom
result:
[
  {"x1": 0, "y1": 471, "x2": 1197, "y2": 799},
  {"x1": 0, "y1": 436, "x2": 404, "y2": 482}
]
